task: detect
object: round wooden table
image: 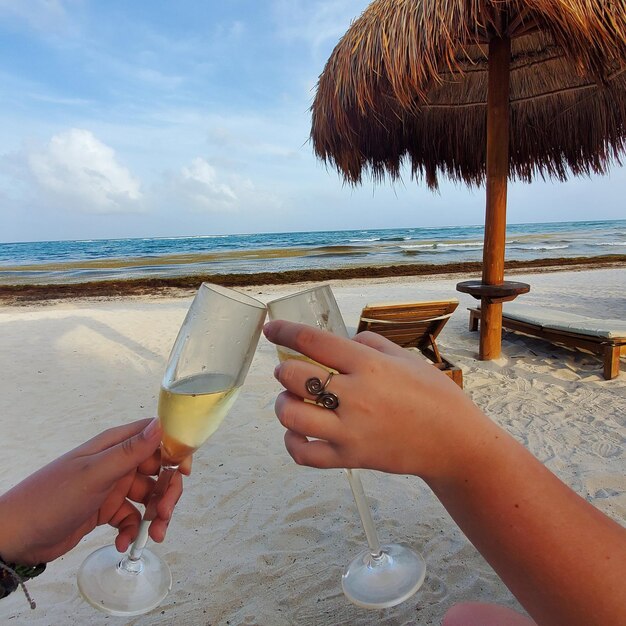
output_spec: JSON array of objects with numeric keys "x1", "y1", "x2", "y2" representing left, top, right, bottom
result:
[{"x1": 456, "y1": 280, "x2": 530, "y2": 304}]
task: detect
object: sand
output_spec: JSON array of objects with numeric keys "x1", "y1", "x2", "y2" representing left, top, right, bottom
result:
[{"x1": 0, "y1": 267, "x2": 624, "y2": 625}]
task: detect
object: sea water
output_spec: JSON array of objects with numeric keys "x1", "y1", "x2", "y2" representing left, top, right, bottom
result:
[{"x1": 0, "y1": 220, "x2": 624, "y2": 285}]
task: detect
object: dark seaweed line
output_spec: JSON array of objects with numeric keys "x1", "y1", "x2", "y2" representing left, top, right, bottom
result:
[{"x1": 0, "y1": 254, "x2": 624, "y2": 304}]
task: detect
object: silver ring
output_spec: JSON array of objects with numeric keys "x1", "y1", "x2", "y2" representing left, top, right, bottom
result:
[{"x1": 305, "y1": 372, "x2": 339, "y2": 410}]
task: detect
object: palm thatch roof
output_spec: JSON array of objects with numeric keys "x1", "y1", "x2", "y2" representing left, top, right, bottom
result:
[{"x1": 311, "y1": 0, "x2": 626, "y2": 189}]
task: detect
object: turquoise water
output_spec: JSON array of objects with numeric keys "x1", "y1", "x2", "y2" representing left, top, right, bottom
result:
[{"x1": 1, "y1": 220, "x2": 624, "y2": 285}]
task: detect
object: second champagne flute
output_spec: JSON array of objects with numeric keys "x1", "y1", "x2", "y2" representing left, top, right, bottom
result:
[
  {"x1": 267, "y1": 284, "x2": 426, "y2": 609},
  {"x1": 78, "y1": 283, "x2": 266, "y2": 616}
]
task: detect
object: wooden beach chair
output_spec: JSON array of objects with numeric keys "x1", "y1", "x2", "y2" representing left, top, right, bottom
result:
[
  {"x1": 468, "y1": 303, "x2": 626, "y2": 380},
  {"x1": 357, "y1": 299, "x2": 463, "y2": 387}
]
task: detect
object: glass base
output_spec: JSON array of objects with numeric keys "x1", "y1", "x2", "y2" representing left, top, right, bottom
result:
[
  {"x1": 341, "y1": 543, "x2": 426, "y2": 609},
  {"x1": 77, "y1": 545, "x2": 172, "y2": 616}
]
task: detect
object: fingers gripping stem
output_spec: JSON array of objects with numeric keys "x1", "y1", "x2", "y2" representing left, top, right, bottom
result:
[{"x1": 129, "y1": 466, "x2": 177, "y2": 561}]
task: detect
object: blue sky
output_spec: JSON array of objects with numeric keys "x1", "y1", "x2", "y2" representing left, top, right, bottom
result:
[{"x1": 0, "y1": 0, "x2": 624, "y2": 243}]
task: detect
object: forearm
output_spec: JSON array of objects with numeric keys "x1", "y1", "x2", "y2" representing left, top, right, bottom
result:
[{"x1": 429, "y1": 426, "x2": 626, "y2": 626}]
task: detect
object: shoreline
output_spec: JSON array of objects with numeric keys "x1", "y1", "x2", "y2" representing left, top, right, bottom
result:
[{"x1": 0, "y1": 254, "x2": 624, "y2": 304}]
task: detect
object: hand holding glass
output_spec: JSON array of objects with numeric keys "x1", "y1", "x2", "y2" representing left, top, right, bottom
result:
[
  {"x1": 267, "y1": 285, "x2": 426, "y2": 609},
  {"x1": 78, "y1": 283, "x2": 266, "y2": 616}
]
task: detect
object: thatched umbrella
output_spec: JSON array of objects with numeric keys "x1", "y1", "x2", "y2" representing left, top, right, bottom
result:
[{"x1": 311, "y1": 0, "x2": 626, "y2": 360}]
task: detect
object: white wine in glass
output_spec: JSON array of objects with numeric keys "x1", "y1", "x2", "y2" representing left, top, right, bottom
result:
[
  {"x1": 77, "y1": 283, "x2": 266, "y2": 616},
  {"x1": 159, "y1": 373, "x2": 241, "y2": 465},
  {"x1": 267, "y1": 284, "x2": 426, "y2": 609}
]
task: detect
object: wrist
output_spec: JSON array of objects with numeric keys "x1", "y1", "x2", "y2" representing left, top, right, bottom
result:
[
  {"x1": 0, "y1": 535, "x2": 28, "y2": 566},
  {"x1": 422, "y1": 405, "x2": 509, "y2": 492},
  {"x1": 0, "y1": 500, "x2": 18, "y2": 565},
  {"x1": 0, "y1": 493, "x2": 34, "y2": 565},
  {"x1": 0, "y1": 556, "x2": 46, "y2": 608},
  {"x1": 0, "y1": 495, "x2": 47, "y2": 605},
  {"x1": 0, "y1": 558, "x2": 46, "y2": 582}
]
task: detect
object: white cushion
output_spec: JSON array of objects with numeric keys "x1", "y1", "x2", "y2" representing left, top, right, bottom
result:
[{"x1": 502, "y1": 303, "x2": 626, "y2": 340}]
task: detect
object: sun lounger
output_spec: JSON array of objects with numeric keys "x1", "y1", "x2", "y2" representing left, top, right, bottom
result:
[
  {"x1": 468, "y1": 303, "x2": 626, "y2": 380},
  {"x1": 357, "y1": 299, "x2": 463, "y2": 387}
]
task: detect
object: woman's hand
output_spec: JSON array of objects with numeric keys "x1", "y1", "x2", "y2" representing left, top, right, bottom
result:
[
  {"x1": 0, "y1": 419, "x2": 191, "y2": 566},
  {"x1": 263, "y1": 320, "x2": 494, "y2": 482},
  {"x1": 265, "y1": 320, "x2": 626, "y2": 626}
]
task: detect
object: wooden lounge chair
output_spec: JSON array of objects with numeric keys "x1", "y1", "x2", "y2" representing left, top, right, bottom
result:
[
  {"x1": 357, "y1": 299, "x2": 463, "y2": 387},
  {"x1": 468, "y1": 303, "x2": 626, "y2": 380}
]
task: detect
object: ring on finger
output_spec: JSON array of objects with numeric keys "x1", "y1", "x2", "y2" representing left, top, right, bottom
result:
[{"x1": 305, "y1": 371, "x2": 339, "y2": 410}]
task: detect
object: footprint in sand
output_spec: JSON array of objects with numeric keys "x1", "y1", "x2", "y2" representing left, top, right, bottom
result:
[
  {"x1": 594, "y1": 488, "x2": 620, "y2": 499},
  {"x1": 591, "y1": 441, "x2": 622, "y2": 458}
]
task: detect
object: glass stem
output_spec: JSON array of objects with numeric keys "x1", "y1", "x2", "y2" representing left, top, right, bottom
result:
[
  {"x1": 126, "y1": 465, "x2": 178, "y2": 563},
  {"x1": 344, "y1": 469, "x2": 383, "y2": 558}
]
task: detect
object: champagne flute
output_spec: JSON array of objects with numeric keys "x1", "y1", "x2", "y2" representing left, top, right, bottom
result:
[
  {"x1": 267, "y1": 284, "x2": 426, "y2": 609},
  {"x1": 77, "y1": 283, "x2": 266, "y2": 616}
]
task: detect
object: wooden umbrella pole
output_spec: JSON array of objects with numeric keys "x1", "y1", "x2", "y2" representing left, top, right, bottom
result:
[{"x1": 480, "y1": 35, "x2": 511, "y2": 360}]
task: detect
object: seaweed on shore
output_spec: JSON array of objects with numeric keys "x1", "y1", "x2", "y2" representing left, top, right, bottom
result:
[{"x1": 0, "y1": 255, "x2": 624, "y2": 304}]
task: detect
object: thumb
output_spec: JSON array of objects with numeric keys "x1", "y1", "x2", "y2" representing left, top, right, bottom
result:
[{"x1": 96, "y1": 418, "x2": 162, "y2": 479}]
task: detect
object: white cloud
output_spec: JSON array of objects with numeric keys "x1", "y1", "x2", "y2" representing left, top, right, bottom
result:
[
  {"x1": 154, "y1": 156, "x2": 286, "y2": 225},
  {"x1": 176, "y1": 157, "x2": 237, "y2": 210},
  {"x1": 22, "y1": 128, "x2": 143, "y2": 213}
]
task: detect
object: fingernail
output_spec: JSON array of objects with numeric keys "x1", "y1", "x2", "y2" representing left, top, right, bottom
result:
[
  {"x1": 274, "y1": 364, "x2": 281, "y2": 379},
  {"x1": 144, "y1": 418, "x2": 161, "y2": 438},
  {"x1": 263, "y1": 321, "x2": 273, "y2": 337}
]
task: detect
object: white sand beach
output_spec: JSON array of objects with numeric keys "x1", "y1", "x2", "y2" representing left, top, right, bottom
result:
[{"x1": 0, "y1": 267, "x2": 624, "y2": 625}]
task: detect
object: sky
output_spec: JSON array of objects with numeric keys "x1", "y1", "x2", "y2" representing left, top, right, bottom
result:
[{"x1": 0, "y1": 0, "x2": 624, "y2": 243}]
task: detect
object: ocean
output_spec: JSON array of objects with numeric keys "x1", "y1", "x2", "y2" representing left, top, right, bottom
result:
[{"x1": 1, "y1": 219, "x2": 625, "y2": 285}]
